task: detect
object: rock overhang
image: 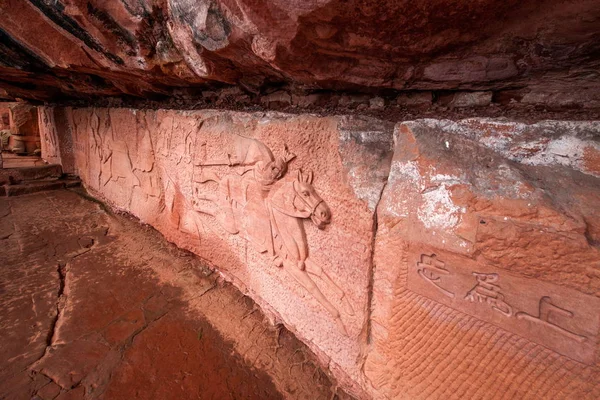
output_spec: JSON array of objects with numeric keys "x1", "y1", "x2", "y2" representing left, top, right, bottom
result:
[
  {"x1": 36, "y1": 106, "x2": 600, "y2": 398},
  {"x1": 0, "y1": 0, "x2": 599, "y2": 104}
]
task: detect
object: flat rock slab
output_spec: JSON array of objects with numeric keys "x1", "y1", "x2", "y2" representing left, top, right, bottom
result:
[{"x1": 0, "y1": 190, "x2": 350, "y2": 400}]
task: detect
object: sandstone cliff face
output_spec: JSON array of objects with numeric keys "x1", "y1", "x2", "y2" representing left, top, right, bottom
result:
[
  {"x1": 1, "y1": 1, "x2": 600, "y2": 102},
  {"x1": 39, "y1": 107, "x2": 600, "y2": 399},
  {"x1": 7, "y1": 2, "x2": 600, "y2": 397}
]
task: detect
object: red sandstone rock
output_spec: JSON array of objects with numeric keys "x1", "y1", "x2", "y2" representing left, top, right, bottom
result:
[
  {"x1": 0, "y1": 190, "x2": 348, "y2": 400},
  {"x1": 39, "y1": 107, "x2": 600, "y2": 398},
  {"x1": 36, "y1": 381, "x2": 62, "y2": 400},
  {"x1": 58, "y1": 107, "x2": 383, "y2": 396},
  {"x1": 0, "y1": 164, "x2": 62, "y2": 184},
  {"x1": 448, "y1": 91, "x2": 493, "y2": 108},
  {"x1": 1, "y1": 1, "x2": 600, "y2": 100},
  {"x1": 365, "y1": 119, "x2": 600, "y2": 399},
  {"x1": 0, "y1": 107, "x2": 9, "y2": 130}
]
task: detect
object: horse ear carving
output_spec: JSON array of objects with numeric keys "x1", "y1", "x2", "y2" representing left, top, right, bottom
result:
[
  {"x1": 296, "y1": 169, "x2": 314, "y2": 184},
  {"x1": 306, "y1": 170, "x2": 314, "y2": 184}
]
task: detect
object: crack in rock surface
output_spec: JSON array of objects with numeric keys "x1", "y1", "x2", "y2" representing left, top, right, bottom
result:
[{"x1": 0, "y1": 189, "x2": 352, "y2": 400}]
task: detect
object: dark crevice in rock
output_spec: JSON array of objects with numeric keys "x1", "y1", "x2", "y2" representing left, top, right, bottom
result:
[
  {"x1": 0, "y1": 28, "x2": 49, "y2": 70},
  {"x1": 86, "y1": 3, "x2": 137, "y2": 55},
  {"x1": 364, "y1": 179, "x2": 387, "y2": 348},
  {"x1": 45, "y1": 262, "x2": 67, "y2": 349},
  {"x1": 43, "y1": 85, "x2": 600, "y2": 123},
  {"x1": 67, "y1": 187, "x2": 114, "y2": 215},
  {"x1": 583, "y1": 218, "x2": 600, "y2": 249},
  {"x1": 119, "y1": 0, "x2": 150, "y2": 18},
  {"x1": 27, "y1": 0, "x2": 124, "y2": 65}
]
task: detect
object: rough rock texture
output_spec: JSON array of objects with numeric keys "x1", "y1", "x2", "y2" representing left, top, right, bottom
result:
[
  {"x1": 39, "y1": 106, "x2": 75, "y2": 172},
  {"x1": 0, "y1": 164, "x2": 62, "y2": 185},
  {"x1": 0, "y1": 1, "x2": 599, "y2": 103},
  {"x1": 0, "y1": 189, "x2": 350, "y2": 399},
  {"x1": 365, "y1": 119, "x2": 600, "y2": 399},
  {"x1": 49, "y1": 106, "x2": 390, "y2": 397},
  {"x1": 8, "y1": 102, "x2": 40, "y2": 136},
  {"x1": 0, "y1": 106, "x2": 9, "y2": 130},
  {"x1": 40, "y1": 107, "x2": 600, "y2": 398}
]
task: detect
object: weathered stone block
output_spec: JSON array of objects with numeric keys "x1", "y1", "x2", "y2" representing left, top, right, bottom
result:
[
  {"x1": 448, "y1": 91, "x2": 493, "y2": 108},
  {"x1": 365, "y1": 119, "x2": 600, "y2": 399}
]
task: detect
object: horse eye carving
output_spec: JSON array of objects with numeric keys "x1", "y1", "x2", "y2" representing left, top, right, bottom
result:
[{"x1": 302, "y1": 191, "x2": 310, "y2": 197}]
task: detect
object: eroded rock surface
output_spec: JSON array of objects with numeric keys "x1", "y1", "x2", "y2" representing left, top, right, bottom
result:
[
  {"x1": 0, "y1": 1, "x2": 599, "y2": 103},
  {"x1": 0, "y1": 190, "x2": 350, "y2": 399},
  {"x1": 366, "y1": 119, "x2": 600, "y2": 399},
  {"x1": 51, "y1": 107, "x2": 385, "y2": 396},
  {"x1": 38, "y1": 107, "x2": 600, "y2": 398}
]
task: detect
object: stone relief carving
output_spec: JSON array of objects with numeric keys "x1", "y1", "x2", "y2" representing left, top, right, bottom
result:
[
  {"x1": 516, "y1": 296, "x2": 587, "y2": 343},
  {"x1": 416, "y1": 254, "x2": 454, "y2": 298},
  {"x1": 192, "y1": 134, "x2": 354, "y2": 333},
  {"x1": 465, "y1": 272, "x2": 513, "y2": 317},
  {"x1": 131, "y1": 114, "x2": 162, "y2": 200},
  {"x1": 89, "y1": 111, "x2": 114, "y2": 188},
  {"x1": 39, "y1": 108, "x2": 59, "y2": 159},
  {"x1": 407, "y1": 250, "x2": 599, "y2": 364}
]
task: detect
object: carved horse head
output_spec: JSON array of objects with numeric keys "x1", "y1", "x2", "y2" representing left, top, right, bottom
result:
[{"x1": 292, "y1": 170, "x2": 332, "y2": 229}]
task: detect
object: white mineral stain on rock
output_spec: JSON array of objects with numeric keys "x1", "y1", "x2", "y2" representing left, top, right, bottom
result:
[
  {"x1": 383, "y1": 160, "x2": 422, "y2": 217},
  {"x1": 416, "y1": 119, "x2": 600, "y2": 176},
  {"x1": 430, "y1": 173, "x2": 465, "y2": 186},
  {"x1": 524, "y1": 136, "x2": 587, "y2": 167},
  {"x1": 347, "y1": 168, "x2": 382, "y2": 211},
  {"x1": 417, "y1": 183, "x2": 464, "y2": 230},
  {"x1": 390, "y1": 160, "x2": 422, "y2": 187}
]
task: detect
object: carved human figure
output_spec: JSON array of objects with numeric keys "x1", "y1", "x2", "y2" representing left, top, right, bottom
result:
[
  {"x1": 195, "y1": 135, "x2": 295, "y2": 242},
  {"x1": 194, "y1": 137, "x2": 353, "y2": 333},
  {"x1": 198, "y1": 135, "x2": 295, "y2": 191}
]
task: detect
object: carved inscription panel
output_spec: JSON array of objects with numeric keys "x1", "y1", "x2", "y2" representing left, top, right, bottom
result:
[{"x1": 407, "y1": 248, "x2": 600, "y2": 365}]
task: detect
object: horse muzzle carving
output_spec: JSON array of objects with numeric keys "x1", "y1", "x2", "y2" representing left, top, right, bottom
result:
[{"x1": 311, "y1": 202, "x2": 332, "y2": 229}]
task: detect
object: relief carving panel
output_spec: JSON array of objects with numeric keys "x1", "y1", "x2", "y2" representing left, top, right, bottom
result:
[
  {"x1": 407, "y1": 247, "x2": 600, "y2": 364},
  {"x1": 192, "y1": 135, "x2": 354, "y2": 332},
  {"x1": 60, "y1": 109, "x2": 381, "y2": 397},
  {"x1": 38, "y1": 107, "x2": 60, "y2": 163},
  {"x1": 361, "y1": 119, "x2": 600, "y2": 399}
]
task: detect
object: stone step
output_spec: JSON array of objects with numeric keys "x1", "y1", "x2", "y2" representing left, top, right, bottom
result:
[
  {"x1": 1, "y1": 177, "x2": 80, "y2": 197},
  {"x1": 0, "y1": 164, "x2": 63, "y2": 185},
  {"x1": 1, "y1": 153, "x2": 46, "y2": 168}
]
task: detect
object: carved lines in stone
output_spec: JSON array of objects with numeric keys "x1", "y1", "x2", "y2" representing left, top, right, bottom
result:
[
  {"x1": 516, "y1": 296, "x2": 587, "y2": 343},
  {"x1": 415, "y1": 254, "x2": 588, "y2": 343},
  {"x1": 465, "y1": 272, "x2": 513, "y2": 317},
  {"x1": 416, "y1": 254, "x2": 454, "y2": 298},
  {"x1": 193, "y1": 135, "x2": 353, "y2": 334}
]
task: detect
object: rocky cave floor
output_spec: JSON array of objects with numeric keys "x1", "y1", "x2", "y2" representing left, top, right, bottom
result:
[{"x1": 0, "y1": 189, "x2": 351, "y2": 400}]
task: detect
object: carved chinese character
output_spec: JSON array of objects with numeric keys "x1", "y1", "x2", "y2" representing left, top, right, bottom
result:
[
  {"x1": 464, "y1": 272, "x2": 513, "y2": 317},
  {"x1": 416, "y1": 254, "x2": 454, "y2": 298},
  {"x1": 516, "y1": 296, "x2": 587, "y2": 343}
]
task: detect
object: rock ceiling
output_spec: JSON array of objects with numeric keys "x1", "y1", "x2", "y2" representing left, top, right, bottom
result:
[{"x1": 0, "y1": 0, "x2": 599, "y2": 102}]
